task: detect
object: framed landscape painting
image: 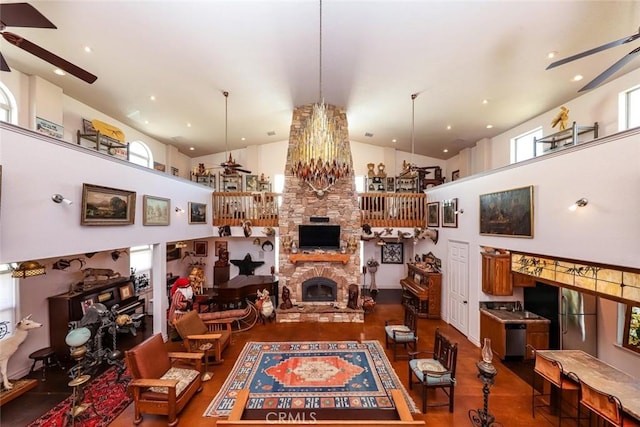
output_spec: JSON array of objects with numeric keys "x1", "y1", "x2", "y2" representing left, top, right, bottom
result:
[
  {"x1": 427, "y1": 202, "x2": 440, "y2": 227},
  {"x1": 479, "y1": 185, "x2": 533, "y2": 238},
  {"x1": 143, "y1": 195, "x2": 170, "y2": 226},
  {"x1": 81, "y1": 183, "x2": 136, "y2": 226}
]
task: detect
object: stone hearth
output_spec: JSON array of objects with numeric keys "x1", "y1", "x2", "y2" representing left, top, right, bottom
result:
[{"x1": 277, "y1": 103, "x2": 362, "y2": 322}]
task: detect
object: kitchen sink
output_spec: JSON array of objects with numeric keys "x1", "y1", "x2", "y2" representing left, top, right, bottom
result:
[{"x1": 521, "y1": 311, "x2": 541, "y2": 319}]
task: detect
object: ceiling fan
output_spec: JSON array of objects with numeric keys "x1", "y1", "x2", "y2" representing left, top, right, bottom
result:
[
  {"x1": 0, "y1": 2, "x2": 97, "y2": 83},
  {"x1": 547, "y1": 27, "x2": 640, "y2": 92},
  {"x1": 215, "y1": 91, "x2": 251, "y2": 175}
]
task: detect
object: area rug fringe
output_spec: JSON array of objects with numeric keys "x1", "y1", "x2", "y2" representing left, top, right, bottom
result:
[
  {"x1": 27, "y1": 366, "x2": 131, "y2": 427},
  {"x1": 205, "y1": 340, "x2": 418, "y2": 417}
]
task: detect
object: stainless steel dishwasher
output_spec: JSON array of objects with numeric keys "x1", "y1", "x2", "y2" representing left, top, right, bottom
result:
[{"x1": 505, "y1": 323, "x2": 526, "y2": 357}]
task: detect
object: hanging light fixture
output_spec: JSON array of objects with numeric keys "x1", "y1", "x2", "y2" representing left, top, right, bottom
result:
[
  {"x1": 11, "y1": 261, "x2": 46, "y2": 278},
  {"x1": 401, "y1": 93, "x2": 419, "y2": 177},
  {"x1": 290, "y1": 0, "x2": 352, "y2": 191}
]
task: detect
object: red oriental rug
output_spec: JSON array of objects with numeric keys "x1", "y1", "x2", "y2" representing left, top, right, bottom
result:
[
  {"x1": 27, "y1": 367, "x2": 131, "y2": 427},
  {"x1": 205, "y1": 340, "x2": 418, "y2": 420}
]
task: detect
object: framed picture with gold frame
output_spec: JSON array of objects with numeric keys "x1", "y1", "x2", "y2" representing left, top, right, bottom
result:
[
  {"x1": 427, "y1": 202, "x2": 440, "y2": 227},
  {"x1": 119, "y1": 283, "x2": 134, "y2": 300},
  {"x1": 143, "y1": 195, "x2": 170, "y2": 226},
  {"x1": 81, "y1": 183, "x2": 136, "y2": 226}
]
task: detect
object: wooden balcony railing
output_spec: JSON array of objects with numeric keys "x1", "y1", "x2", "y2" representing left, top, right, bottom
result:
[
  {"x1": 359, "y1": 192, "x2": 427, "y2": 227},
  {"x1": 212, "y1": 192, "x2": 280, "y2": 226},
  {"x1": 211, "y1": 192, "x2": 427, "y2": 228}
]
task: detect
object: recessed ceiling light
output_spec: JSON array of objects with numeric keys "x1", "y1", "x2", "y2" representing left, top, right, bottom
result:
[
  {"x1": 391, "y1": 138, "x2": 397, "y2": 143},
  {"x1": 241, "y1": 137, "x2": 246, "y2": 141},
  {"x1": 149, "y1": 95, "x2": 156, "y2": 101},
  {"x1": 144, "y1": 120, "x2": 149, "y2": 124},
  {"x1": 187, "y1": 122, "x2": 191, "y2": 127},
  {"x1": 446, "y1": 125, "x2": 452, "y2": 130},
  {"x1": 443, "y1": 149, "x2": 449, "y2": 153},
  {"x1": 572, "y1": 75, "x2": 583, "y2": 82},
  {"x1": 547, "y1": 51, "x2": 557, "y2": 59},
  {"x1": 53, "y1": 68, "x2": 65, "y2": 76},
  {"x1": 189, "y1": 147, "x2": 195, "y2": 151},
  {"x1": 482, "y1": 99, "x2": 488, "y2": 105},
  {"x1": 486, "y1": 124, "x2": 493, "y2": 129},
  {"x1": 84, "y1": 46, "x2": 92, "y2": 53}
]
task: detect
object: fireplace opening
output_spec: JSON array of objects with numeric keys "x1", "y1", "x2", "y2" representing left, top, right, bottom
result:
[{"x1": 302, "y1": 277, "x2": 337, "y2": 302}]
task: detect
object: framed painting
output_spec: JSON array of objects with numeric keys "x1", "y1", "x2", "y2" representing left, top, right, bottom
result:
[
  {"x1": 81, "y1": 297, "x2": 94, "y2": 314},
  {"x1": 427, "y1": 201, "x2": 440, "y2": 227},
  {"x1": 119, "y1": 283, "x2": 134, "y2": 300},
  {"x1": 153, "y1": 162, "x2": 166, "y2": 172},
  {"x1": 81, "y1": 183, "x2": 136, "y2": 226},
  {"x1": 381, "y1": 242, "x2": 404, "y2": 264},
  {"x1": 167, "y1": 243, "x2": 182, "y2": 261},
  {"x1": 244, "y1": 174, "x2": 259, "y2": 192},
  {"x1": 188, "y1": 202, "x2": 207, "y2": 224},
  {"x1": 194, "y1": 240, "x2": 208, "y2": 257},
  {"x1": 452, "y1": 170, "x2": 460, "y2": 181},
  {"x1": 442, "y1": 198, "x2": 458, "y2": 228},
  {"x1": 143, "y1": 195, "x2": 170, "y2": 226},
  {"x1": 214, "y1": 241, "x2": 228, "y2": 258},
  {"x1": 479, "y1": 185, "x2": 533, "y2": 238}
]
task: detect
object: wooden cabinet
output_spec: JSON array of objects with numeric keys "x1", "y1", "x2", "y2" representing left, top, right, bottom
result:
[
  {"x1": 48, "y1": 278, "x2": 143, "y2": 360},
  {"x1": 400, "y1": 263, "x2": 441, "y2": 319},
  {"x1": 480, "y1": 311, "x2": 507, "y2": 360},
  {"x1": 482, "y1": 252, "x2": 512, "y2": 296},
  {"x1": 525, "y1": 322, "x2": 550, "y2": 359}
]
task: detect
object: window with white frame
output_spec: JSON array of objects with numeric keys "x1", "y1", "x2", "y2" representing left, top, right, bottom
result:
[
  {"x1": 0, "y1": 82, "x2": 18, "y2": 124},
  {"x1": 0, "y1": 264, "x2": 17, "y2": 336},
  {"x1": 128, "y1": 140, "x2": 153, "y2": 168},
  {"x1": 619, "y1": 85, "x2": 640, "y2": 131},
  {"x1": 130, "y1": 245, "x2": 152, "y2": 277},
  {"x1": 511, "y1": 127, "x2": 543, "y2": 163}
]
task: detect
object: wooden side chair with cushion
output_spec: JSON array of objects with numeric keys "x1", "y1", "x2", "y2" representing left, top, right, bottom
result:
[
  {"x1": 175, "y1": 309, "x2": 232, "y2": 367},
  {"x1": 408, "y1": 328, "x2": 458, "y2": 413},
  {"x1": 385, "y1": 305, "x2": 418, "y2": 361},
  {"x1": 531, "y1": 349, "x2": 581, "y2": 426},
  {"x1": 125, "y1": 333, "x2": 203, "y2": 426},
  {"x1": 579, "y1": 378, "x2": 639, "y2": 427}
]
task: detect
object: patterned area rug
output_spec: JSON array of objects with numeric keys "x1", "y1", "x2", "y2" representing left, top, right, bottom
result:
[
  {"x1": 204, "y1": 340, "x2": 418, "y2": 418},
  {"x1": 27, "y1": 366, "x2": 131, "y2": 427}
]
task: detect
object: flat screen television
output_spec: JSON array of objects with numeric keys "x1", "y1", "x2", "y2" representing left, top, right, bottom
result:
[{"x1": 298, "y1": 224, "x2": 341, "y2": 250}]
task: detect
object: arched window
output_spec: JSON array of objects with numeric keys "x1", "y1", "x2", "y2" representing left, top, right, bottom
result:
[
  {"x1": 0, "y1": 82, "x2": 18, "y2": 124},
  {"x1": 128, "y1": 140, "x2": 153, "y2": 168}
]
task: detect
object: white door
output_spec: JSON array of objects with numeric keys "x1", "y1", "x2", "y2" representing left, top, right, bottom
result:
[{"x1": 448, "y1": 241, "x2": 469, "y2": 336}]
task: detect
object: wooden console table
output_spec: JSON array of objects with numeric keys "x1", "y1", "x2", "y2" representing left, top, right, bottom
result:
[{"x1": 289, "y1": 253, "x2": 350, "y2": 264}]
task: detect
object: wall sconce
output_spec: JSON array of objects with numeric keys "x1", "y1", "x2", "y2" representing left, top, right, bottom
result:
[
  {"x1": 175, "y1": 207, "x2": 185, "y2": 213},
  {"x1": 568, "y1": 198, "x2": 588, "y2": 211},
  {"x1": 51, "y1": 194, "x2": 73, "y2": 205},
  {"x1": 455, "y1": 209, "x2": 464, "y2": 215},
  {"x1": 11, "y1": 261, "x2": 46, "y2": 278},
  {"x1": 175, "y1": 241, "x2": 188, "y2": 249}
]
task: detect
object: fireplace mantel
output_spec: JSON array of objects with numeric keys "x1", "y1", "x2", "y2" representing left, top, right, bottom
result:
[{"x1": 289, "y1": 253, "x2": 350, "y2": 265}]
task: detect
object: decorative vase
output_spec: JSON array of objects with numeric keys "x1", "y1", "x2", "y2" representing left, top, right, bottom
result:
[
  {"x1": 368, "y1": 265, "x2": 378, "y2": 291},
  {"x1": 482, "y1": 337, "x2": 493, "y2": 364}
]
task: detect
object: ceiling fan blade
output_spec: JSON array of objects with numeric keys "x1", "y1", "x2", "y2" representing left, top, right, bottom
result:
[
  {"x1": 0, "y1": 3, "x2": 56, "y2": 28},
  {"x1": 0, "y1": 52, "x2": 9, "y2": 72},
  {"x1": 235, "y1": 168, "x2": 252, "y2": 174},
  {"x1": 1, "y1": 31, "x2": 97, "y2": 83},
  {"x1": 547, "y1": 31, "x2": 640, "y2": 70},
  {"x1": 579, "y1": 46, "x2": 640, "y2": 92}
]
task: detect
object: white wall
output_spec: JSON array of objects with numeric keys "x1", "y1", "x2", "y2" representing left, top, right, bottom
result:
[{"x1": 425, "y1": 128, "x2": 640, "y2": 376}]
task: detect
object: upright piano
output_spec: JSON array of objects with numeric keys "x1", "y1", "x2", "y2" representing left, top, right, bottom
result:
[
  {"x1": 48, "y1": 277, "x2": 144, "y2": 359},
  {"x1": 399, "y1": 263, "x2": 441, "y2": 319}
]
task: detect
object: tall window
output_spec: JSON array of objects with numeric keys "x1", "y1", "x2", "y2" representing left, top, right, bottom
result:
[
  {"x1": 619, "y1": 85, "x2": 640, "y2": 131},
  {"x1": 0, "y1": 82, "x2": 18, "y2": 124},
  {"x1": 0, "y1": 264, "x2": 17, "y2": 335},
  {"x1": 511, "y1": 127, "x2": 543, "y2": 163},
  {"x1": 130, "y1": 245, "x2": 152, "y2": 276},
  {"x1": 129, "y1": 140, "x2": 153, "y2": 168}
]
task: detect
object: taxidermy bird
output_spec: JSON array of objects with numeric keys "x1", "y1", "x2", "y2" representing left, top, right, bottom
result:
[
  {"x1": 551, "y1": 106, "x2": 570, "y2": 130},
  {"x1": 397, "y1": 230, "x2": 412, "y2": 242},
  {"x1": 382, "y1": 228, "x2": 394, "y2": 236}
]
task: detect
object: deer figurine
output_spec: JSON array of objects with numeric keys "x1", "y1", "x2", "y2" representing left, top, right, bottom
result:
[{"x1": 0, "y1": 315, "x2": 42, "y2": 390}]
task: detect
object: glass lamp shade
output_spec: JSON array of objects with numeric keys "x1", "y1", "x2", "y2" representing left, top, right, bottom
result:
[
  {"x1": 11, "y1": 261, "x2": 46, "y2": 278},
  {"x1": 65, "y1": 327, "x2": 91, "y2": 347},
  {"x1": 482, "y1": 337, "x2": 493, "y2": 363}
]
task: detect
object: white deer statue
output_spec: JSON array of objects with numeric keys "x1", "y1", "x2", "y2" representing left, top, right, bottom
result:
[{"x1": 0, "y1": 314, "x2": 42, "y2": 390}]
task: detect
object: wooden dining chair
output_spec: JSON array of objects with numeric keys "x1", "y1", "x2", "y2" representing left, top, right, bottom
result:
[
  {"x1": 384, "y1": 305, "x2": 418, "y2": 361},
  {"x1": 531, "y1": 349, "x2": 581, "y2": 426},
  {"x1": 579, "y1": 379, "x2": 639, "y2": 427}
]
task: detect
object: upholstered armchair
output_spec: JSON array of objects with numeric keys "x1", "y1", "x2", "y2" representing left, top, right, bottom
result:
[
  {"x1": 408, "y1": 328, "x2": 458, "y2": 413},
  {"x1": 175, "y1": 310, "x2": 232, "y2": 369},
  {"x1": 125, "y1": 333, "x2": 203, "y2": 426},
  {"x1": 385, "y1": 305, "x2": 418, "y2": 361}
]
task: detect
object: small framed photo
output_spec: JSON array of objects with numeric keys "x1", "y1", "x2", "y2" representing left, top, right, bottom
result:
[
  {"x1": 81, "y1": 297, "x2": 94, "y2": 314},
  {"x1": 82, "y1": 118, "x2": 97, "y2": 135},
  {"x1": 386, "y1": 177, "x2": 395, "y2": 192},
  {"x1": 119, "y1": 283, "x2": 134, "y2": 300},
  {"x1": 143, "y1": 195, "x2": 170, "y2": 226},
  {"x1": 451, "y1": 170, "x2": 460, "y2": 181},
  {"x1": 81, "y1": 183, "x2": 136, "y2": 226},
  {"x1": 244, "y1": 174, "x2": 259, "y2": 192},
  {"x1": 381, "y1": 242, "x2": 404, "y2": 264},
  {"x1": 413, "y1": 273, "x2": 422, "y2": 285},
  {"x1": 442, "y1": 198, "x2": 458, "y2": 228},
  {"x1": 194, "y1": 240, "x2": 208, "y2": 257},
  {"x1": 427, "y1": 201, "x2": 440, "y2": 227},
  {"x1": 188, "y1": 202, "x2": 207, "y2": 224},
  {"x1": 214, "y1": 241, "x2": 228, "y2": 258}
]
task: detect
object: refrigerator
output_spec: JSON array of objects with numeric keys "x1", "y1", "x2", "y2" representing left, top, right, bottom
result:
[
  {"x1": 524, "y1": 283, "x2": 597, "y2": 356},
  {"x1": 559, "y1": 287, "x2": 597, "y2": 356}
]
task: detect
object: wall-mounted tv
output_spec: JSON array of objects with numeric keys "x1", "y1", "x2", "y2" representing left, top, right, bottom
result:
[{"x1": 298, "y1": 224, "x2": 341, "y2": 250}]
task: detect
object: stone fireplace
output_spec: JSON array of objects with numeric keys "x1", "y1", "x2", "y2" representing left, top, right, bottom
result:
[{"x1": 277, "y1": 103, "x2": 363, "y2": 322}]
